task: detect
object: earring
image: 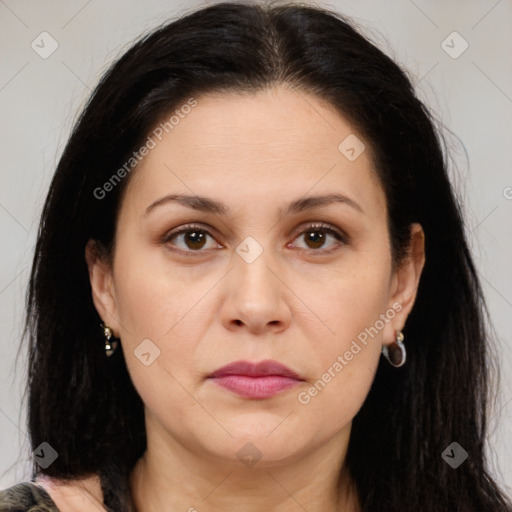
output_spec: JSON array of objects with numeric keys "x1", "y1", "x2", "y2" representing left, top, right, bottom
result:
[
  {"x1": 101, "y1": 322, "x2": 118, "y2": 357},
  {"x1": 382, "y1": 330, "x2": 406, "y2": 367}
]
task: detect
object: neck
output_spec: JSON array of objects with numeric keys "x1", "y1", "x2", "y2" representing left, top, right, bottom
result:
[{"x1": 129, "y1": 417, "x2": 360, "y2": 512}]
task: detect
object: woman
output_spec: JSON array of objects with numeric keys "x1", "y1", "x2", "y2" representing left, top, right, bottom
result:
[{"x1": 1, "y1": 1, "x2": 510, "y2": 511}]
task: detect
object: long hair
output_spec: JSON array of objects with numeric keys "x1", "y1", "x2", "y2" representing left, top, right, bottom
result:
[{"x1": 21, "y1": 2, "x2": 511, "y2": 510}]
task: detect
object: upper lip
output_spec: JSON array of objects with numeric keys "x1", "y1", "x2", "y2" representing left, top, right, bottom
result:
[{"x1": 208, "y1": 360, "x2": 304, "y2": 380}]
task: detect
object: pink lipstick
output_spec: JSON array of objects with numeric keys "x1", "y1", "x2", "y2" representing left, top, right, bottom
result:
[{"x1": 208, "y1": 360, "x2": 304, "y2": 399}]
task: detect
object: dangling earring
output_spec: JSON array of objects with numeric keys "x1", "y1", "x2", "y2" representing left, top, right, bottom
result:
[
  {"x1": 382, "y1": 330, "x2": 406, "y2": 367},
  {"x1": 101, "y1": 322, "x2": 118, "y2": 357}
]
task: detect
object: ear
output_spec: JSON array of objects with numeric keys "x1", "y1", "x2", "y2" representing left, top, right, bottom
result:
[
  {"x1": 85, "y1": 239, "x2": 120, "y2": 336},
  {"x1": 382, "y1": 223, "x2": 426, "y2": 346}
]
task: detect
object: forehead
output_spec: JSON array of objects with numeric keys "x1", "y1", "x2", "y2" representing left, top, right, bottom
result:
[{"x1": 121, "y1": 86, "x2": 386, "y2": 220}]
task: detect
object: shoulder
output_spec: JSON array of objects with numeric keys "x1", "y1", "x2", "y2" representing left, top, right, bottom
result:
[
  {"x1": 0, "y1": 481, "x2": 59, "y2": 511},
  {"x1": 0, "y1": 474, "x2": 108, "y2": 512},
  {"x1": 32, "y1": 474, "x2": 107, "y2": 512}
]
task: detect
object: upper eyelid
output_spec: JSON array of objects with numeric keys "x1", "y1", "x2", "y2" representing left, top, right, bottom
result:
[{"x1": 162, "y1": 223, "x2": 219, "y2": 242}]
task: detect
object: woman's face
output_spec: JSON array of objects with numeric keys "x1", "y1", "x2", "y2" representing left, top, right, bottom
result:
[{"x1": 87, "y1": 86, "x2": 424, "y2": 468}]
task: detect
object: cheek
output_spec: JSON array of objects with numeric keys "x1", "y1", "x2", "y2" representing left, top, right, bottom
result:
[
  {"x1": 111, "y1": 249, "x2": 206, "y2": 426},
  {"x1": 111, "y1": 241, "x2": 211, "y2": 339},
  {"x1": 295, "y1": 353, "x2": 376, "y2": 442},
  {"x1": 292, "y1": 253, "x2": 391, "y2": 412},
  {"x1": 111, "y1": 244, "x2": 215, "y2": 393},
  {"x1": 293, "y1": 291, "x2": 386, "y2": 434},
  {"x1": 298, "y1": 253, "x2": 391, "y2": 348}
]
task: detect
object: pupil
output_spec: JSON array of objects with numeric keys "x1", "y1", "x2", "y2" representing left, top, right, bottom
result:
[
  {"x1": 187, "y1": 231, "x2": 205, "y2": 249},
  {"x1": 307, "y1": 230, "x2": 324, "y2": 248}
]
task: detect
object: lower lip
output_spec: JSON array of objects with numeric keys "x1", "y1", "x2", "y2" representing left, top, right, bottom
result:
[{"x1": 209, "y1": 375, "x2": 301, "y2": 398}]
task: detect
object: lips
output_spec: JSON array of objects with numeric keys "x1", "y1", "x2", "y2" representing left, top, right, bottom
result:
[
  {"x1": 208, "y1": 360, "x2": 305, "y2": 399},
  {"x1": 208, "y1": 359, "x2": 304, "y2": 380}
]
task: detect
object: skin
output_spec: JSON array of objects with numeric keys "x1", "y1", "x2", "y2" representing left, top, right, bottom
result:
[
  {"x1": 34, "y1": 474, "x2": 105, "y2": 511},
  {"x1": 85, "y1": 85, "x2": 425, "y2": 512}
]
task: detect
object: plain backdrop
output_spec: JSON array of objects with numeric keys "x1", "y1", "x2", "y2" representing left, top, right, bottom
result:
[{"x1": 1, "y1": 0, "x2": 511, "y2": 496}]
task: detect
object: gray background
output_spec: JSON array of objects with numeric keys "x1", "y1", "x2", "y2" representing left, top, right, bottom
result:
[{"x1": 1, "y1": 0, "x2": 511, "y2": 495}]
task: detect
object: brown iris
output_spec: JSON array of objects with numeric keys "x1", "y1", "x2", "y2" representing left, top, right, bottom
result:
[
  {"x1": 304, "y1": 229, "x2": 326, "y2": 249},
  {"x1": 184, "y1": 230, "x2": 207, "y2": 250}
]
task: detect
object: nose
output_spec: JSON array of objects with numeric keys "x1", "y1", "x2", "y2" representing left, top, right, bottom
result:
[{"x1": 220, "y1": 247, "x2": 292, "y2": 335}]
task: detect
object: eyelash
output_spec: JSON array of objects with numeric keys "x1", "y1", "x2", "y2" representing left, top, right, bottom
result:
[{"x1": 161, "y1": 222, "x2": 348, "y2": 256}]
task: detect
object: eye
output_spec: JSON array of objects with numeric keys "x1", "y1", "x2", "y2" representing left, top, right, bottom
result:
[
  {"x1": 289, "y1": 223, "x2": 347, "y2": 252},
  {"x1": 162, "y1": 224, "x2": 222, "y2": 253},
  {"x1": 162, "y1": 222, "x2": 347, "y2": 255}
]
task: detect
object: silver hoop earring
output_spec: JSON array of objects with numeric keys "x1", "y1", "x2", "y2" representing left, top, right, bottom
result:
[
  {"x1": 382, "y1": 330, "x2": 406, "y2": 367},
  {"x1": 101, "y1": 322, "x2": 118, "y2": 357}
]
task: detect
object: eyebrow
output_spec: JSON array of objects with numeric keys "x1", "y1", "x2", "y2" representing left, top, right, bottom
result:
[{"x1": 144, "y1": 192, "x2": 364, "y2": 217}]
